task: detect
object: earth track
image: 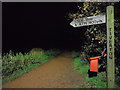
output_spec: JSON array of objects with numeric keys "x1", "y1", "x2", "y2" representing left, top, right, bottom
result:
[{"x1": 3, "y1": 52, "x2": 85, "y2": 88}]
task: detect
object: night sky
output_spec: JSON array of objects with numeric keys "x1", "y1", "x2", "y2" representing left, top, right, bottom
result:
[{"x1": 2, "y1": 2, "x2": 86, "y2": 53}]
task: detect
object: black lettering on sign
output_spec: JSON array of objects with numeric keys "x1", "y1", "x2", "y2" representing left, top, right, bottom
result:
[
  {"x1": 81, "y1": 22, "x2": 83, "y2": 25},
  {"x1": 81, "y1": 19, "x2": 83, "y2": 22},
  {"x1": 109, "y1": 28, "x2": 112, "y2": 35},
  {"x1": 110, "y1": 47, "x2": 112, "y2": 51},
  {"x1": 79, "y1": 23, "x2": 81, "y2": 25},
  {"x1": 109, "y1": 42, "x2": 112, "y2": 47},
  {"x1": 99, "y1": 20, "x2": 103, "y2": 22},
  {"x1": 109, "y1": 26, "x2": 113, "y2": 60},
  {"x1": 110, "y1": 31, "x2": 112, "y2": 35},
  {"x1": 91, "y1": 21, "x2": 94, "y2": 24},
  {"x1": 89, "y1": 21, "x2": 92, "y2": 24},
  {"x1": 96, "y1": 20, "x2": 99, "y2": 23},
  {"x1": 109, "y1": 27, "x2": 112, "y2": 30},
  {"x1": 84, "y1": 22, "x2": 87, "y2": 25},
  {"x1": 109, "y1": 56, "x2": 113, "y2": 59},
  {"x1": 109, "y1": 36, "x2": 112, "y2": 39}
]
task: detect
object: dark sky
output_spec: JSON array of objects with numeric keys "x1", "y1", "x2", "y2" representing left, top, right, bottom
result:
[{"x1": 3, "y1": 2, "x2": 86, "y2": 53}]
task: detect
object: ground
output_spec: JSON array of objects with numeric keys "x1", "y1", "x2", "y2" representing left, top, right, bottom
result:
[{"x1": 3, "y1": 52, "x2": 85, "y2": 88}]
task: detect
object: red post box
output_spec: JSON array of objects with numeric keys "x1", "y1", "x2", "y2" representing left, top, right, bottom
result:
[
  {"x1": 88, "y1": 49, "x2": 107, "y2": 72},
  {"x1": 89, "y1": 56, "x2": 100, "y2": 72}
]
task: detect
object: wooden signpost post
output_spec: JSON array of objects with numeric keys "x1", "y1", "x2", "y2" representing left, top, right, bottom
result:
[
  {"x1": 107, "y1": 6, "x2": 115, "y2": 88},
  {"x1": 70, "y1": 6, "x2": 115, "y2": 88}
]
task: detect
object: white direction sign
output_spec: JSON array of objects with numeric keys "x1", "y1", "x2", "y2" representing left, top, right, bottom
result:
[{"x1": 70, "y1": 14, "x2": 106, "y2": 27}]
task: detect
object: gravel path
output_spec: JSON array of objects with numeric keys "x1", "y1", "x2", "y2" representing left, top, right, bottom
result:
[{"x1": 3, "y1": 52, "x2": 85, "y2": 88}]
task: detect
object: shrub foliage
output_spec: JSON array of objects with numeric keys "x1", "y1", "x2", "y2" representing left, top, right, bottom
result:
[{"x1": 2, "y1": 48, "x2": 61, "y2": 83}]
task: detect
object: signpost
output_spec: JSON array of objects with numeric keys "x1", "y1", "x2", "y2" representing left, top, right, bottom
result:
[
  {"x1": 70, "y1": 6, "x2": 115, "y2": 88},
  {"x1": 70, "y1": 14, "x2": 106, "y2": 27},
  {"x1": 107, "y1": 6, "x2": 115, "y2": 88}
]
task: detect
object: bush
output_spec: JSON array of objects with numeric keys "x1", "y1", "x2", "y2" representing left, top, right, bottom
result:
[
  {"x1": 2, "y1": 48, "x2": 61, "y2": 84},
  {"x1": 29, "y1": 48, "x2": 44, "y2": 55}
]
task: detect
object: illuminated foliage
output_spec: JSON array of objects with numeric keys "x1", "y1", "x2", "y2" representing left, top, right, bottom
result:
[{"x1": 68, "y1": 2, "x2": 120, "y2": 87}]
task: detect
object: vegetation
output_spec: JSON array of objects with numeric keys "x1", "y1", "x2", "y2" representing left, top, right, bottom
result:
[
  {"x1": 2, "y1": 48, "x2": 61, "y2": 84},
  {"x1": 68, "y1": 2, "x2": 120, "y2": 87}
]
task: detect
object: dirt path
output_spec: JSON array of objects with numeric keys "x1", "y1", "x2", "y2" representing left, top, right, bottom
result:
[{"x1": 3, "y1": 52, "x2": 85, "y2": 88}]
